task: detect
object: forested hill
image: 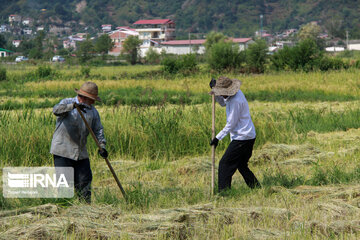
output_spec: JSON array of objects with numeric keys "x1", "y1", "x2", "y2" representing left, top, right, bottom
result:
[{"x1": 1, "y1": 0, "x2": 360, "y2": 38}]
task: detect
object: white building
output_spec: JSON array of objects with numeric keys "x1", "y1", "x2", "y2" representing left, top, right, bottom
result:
[
  {"x1": 63, "y1": 35, "x2": 86, "y2": 50},
  {"x1": 0, "y1": 48, "x2": 13, "y2": 57},
  {"x1": 161, "y1": 39, "x2": 206, "y2": 55},
  {"x1": 325, "y1": 46, "x2": 345, "y2": 52},
  {"x1": 102, "y1": 24, "x2": 112, "y2": 32},
  {"x1": 348, "y1": 40, "x2": 360, "y2": 50},
  {"x1": 22, "y1": 18, "x2": 33, "y2": 26},
  {"x1": 134, "y1": 19, "x2": 176, "y2": 56},
  {"x1": 12, "y1": 40, "x2": 22, "y2": 48},
  {"x1": 0, "y1": 25, "x2": 8, "y2": 33},
  {"x1": 160, "y1": 38, "x2": 254, "y2": 55},
  {"x1": 23, "y1": 29, "x2": 32, "y2": 35}
]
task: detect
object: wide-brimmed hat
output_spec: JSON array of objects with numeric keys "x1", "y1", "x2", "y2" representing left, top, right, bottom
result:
[
  {"x1": 75, "y1": 82, "x2": 101, "y2": 101},
  {"x1": 210, "y1": 76, "x2": 242, "y2": 96}
]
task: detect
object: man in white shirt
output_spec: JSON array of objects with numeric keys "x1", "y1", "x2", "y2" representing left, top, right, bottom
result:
[{"x1": 210, "y1": 76, "x2": 260, "y2": 192}]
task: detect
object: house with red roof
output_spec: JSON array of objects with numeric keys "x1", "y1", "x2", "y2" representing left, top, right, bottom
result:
[
  {"x1": 133, "y1": 19, "x2": 176, "y2": 56},
  {"x1": 9, "y1": 15, "x2": 21, "y2": 23},
  {"x1": 108, "y1": 27, "x2": 139, "y2": 56}
]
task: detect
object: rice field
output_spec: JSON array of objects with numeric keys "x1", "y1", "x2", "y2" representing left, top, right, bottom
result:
[{"x1": 0, "y1": 64, "x2": 359, "y2": 239}]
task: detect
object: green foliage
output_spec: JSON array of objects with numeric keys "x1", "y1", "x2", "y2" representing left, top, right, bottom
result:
[
  {"x1": 317, "y1": 57, "x2": 347, "y2": 71},
  {"x1": 161, "y1": 57, "x2": 178, "y2": 74},
  {"x1": 161, "y1": 54, "x2": 198, "y2": 75},
  {"x1": 297, "y1": 23, "x2": 321, "y2": 41},
  {"x1": 77, "y1": 37, "x2": 95, "y2": 64},
  {"x1": 204, "y1": 31, "x2": 226, "y2": 53},
  {"x1": 262, "y1": 165, "x2": 360, "y2": 189},
  {"x1": 0, "y1": 68, "x2": 6, "y2": 81},
  {"x1": 207, "y1": 41, "x2": 243, "y2": 71},
  {"x1": 245, "y1": 39, "x2": 268, "y2": 73},
  {"x1": 0, "y1": 34, "x2": 6, "y2": 48},
  {"x1": 271, "y1": 39, "x2": 323, "y2": 72},
  {"x1": 144, "y1": 47, "x2": 160, "y2": 65},
  {"x1": 36, "y1": 65, "x2": 54, "y2": 78},
  {"x1": 122, "y1": 36, "x2": 142, "y2": 65},
  {"x1": 271, "y1": 39, "x2": 350, "y2": 72},
  {"x1": 262, "y1": 170, "x2": 304, "y2": 188},
  {"x1": 80, "y1": 66, "x2": 91, "y2": 78},
  {"x1": 95, "y1": 34, "x2": 114, "y2": 57},
  {"x1": 179, "y1": 53, "x2": 198, "y2": 74},
  {"x1": 28, "y1": 48, "x2": 43, "y2": 59}
]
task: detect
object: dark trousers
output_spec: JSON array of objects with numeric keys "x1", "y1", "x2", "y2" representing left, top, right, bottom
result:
[
  {"x1": 218, "y1": 138, "x2": 260, "y2": 192},
  {"x1": 54, "y1": 155, "x2": 93, "y2": 203}
]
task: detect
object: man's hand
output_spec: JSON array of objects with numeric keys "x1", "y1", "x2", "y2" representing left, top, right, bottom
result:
[
  {"x1": 98, "y1": 148, "x2": 108, "y2": 159},
  {"x1": 73, "y1": 102, "x2": 88, "y2": 113},
  {"x1": 209, "y1": 78, "x2": 216, "y2": 89},
  {"x1": 210, "y1": 138, "x2": 219, "y2": 148}
]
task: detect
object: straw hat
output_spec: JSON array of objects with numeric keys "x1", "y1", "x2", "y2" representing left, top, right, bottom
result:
[
  {"x1": 75, "y1": 82, "x2": 101, "y2": 101},
  {"x1": 210, "y1": 76, "x2": 242, "y2": 96}
]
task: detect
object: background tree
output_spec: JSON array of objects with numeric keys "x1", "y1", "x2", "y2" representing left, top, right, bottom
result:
[
  {"x1": 298, "y1": 23, "x2": 321, "y2": 41},
  {"x1": 122, "y1": 35, "x2": 142, "y2": 65},
  {"x1": 204, "y1": 31, "x2": 226, "y2": 53},
  {"x1": 77, "y1": 36, "x2": 95, "y2": 63},
  {"x1": 325, "y1": 18, "x2": 345, "y2": 39},
  {"x1": 95, "y1": 34, "x2": 114, "y2": 59},
  {"x1": 297, "y1": 22, "x2": 325, "y2": 49},
  {"x1": 207, "y1": 41, "x2": 243, "y2": 71},
  {"x1": 246, "y1": 39, "x2": 268, "y2": 73},
  {"x1": 0, "y1": 35, "x2": 6, "y2": 48},
  {"x1": 145, "y1": 47, "x2": 160, "y2": 64},
  {"x1": 29, "y1": 30, "x2": 45, "y2": 59}
]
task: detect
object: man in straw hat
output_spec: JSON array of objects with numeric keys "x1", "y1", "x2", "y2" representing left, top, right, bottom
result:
[
  {"x1": 50, "y1": 81, "x2": 108, "y2": 203},
  {"x1": 209, "y1": 76, "x2": 260, "y2": 193}
]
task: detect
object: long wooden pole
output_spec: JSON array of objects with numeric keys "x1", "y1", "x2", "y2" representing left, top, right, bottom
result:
[
  {"x1": 75, "y1": 106, "x2": 127, "y2": 201},
  {"x1": 211, "y1": 94, "x2": 216, "y2": 195}
]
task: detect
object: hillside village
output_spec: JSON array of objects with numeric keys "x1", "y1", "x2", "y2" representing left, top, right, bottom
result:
[{"x1": 1, "y1": 13, "x2": 360, "y2": 60}]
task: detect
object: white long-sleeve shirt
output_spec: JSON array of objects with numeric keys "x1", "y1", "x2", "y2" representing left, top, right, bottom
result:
[{"x1": 215, "y1": 90, "x2": 256, "y2": 141}]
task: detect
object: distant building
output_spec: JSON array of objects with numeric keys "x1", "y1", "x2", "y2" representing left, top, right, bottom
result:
[
  {"x1": 275, "y1": 41, "x2": 295, "y2": 48},
  {"x1": 49, "y1": 26, "x2": 72, "y2": 35},
  {"x1": 160, "y1": 38, "x2": 253, "y2": 55},
  {"x1": 348, "y1": 40, "x2": 360, "y2": 50},
  {"x1": 63, "y1": 34, "x2": 86, "y2": 50},
  {"x1": 12, "y1": 40, "x2": 22, "y2": 48},
  {"x1": 23, "y1": 29, "x2": 33, "y2": 35},
  {"x1": 325, "y1": 46, "x2": 345, "y2": 52},
  {"x1": 133, "y1": 19, "x2": 176, "y2": 56},
  {"x1": 283, "y1": 29, "x2": 297, "y2": 37},
  {"x1": 9, "y1": 15, "x2": 21, "y2": 23},
  {"x1": 37, "y1": 26, "x2": 45, "y2": 31},
  {"x1": 74, "y1": 33, "x2": 87, "y2": 38},
  {"x1": 22, "y1": 18, "x2": 33, "y2": 26},
  {"x1": 63, "y1": 40, "x2": 77, "y2": 49},
  {"x1": 161, "y1": 39, "x2": 206, "y2": 55},
  {"x1": 0, "y1": 25, "x2": 8, "y2": 33},
  {"x1": 108, "y1": 27, "x2": 138, "y2": 56},
  {"x1": 102, "y1": 24, "x2": 112, "y2": 32},
  {"x1": 0, "y1": 48, "x2": 13, "y2": 57}
]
